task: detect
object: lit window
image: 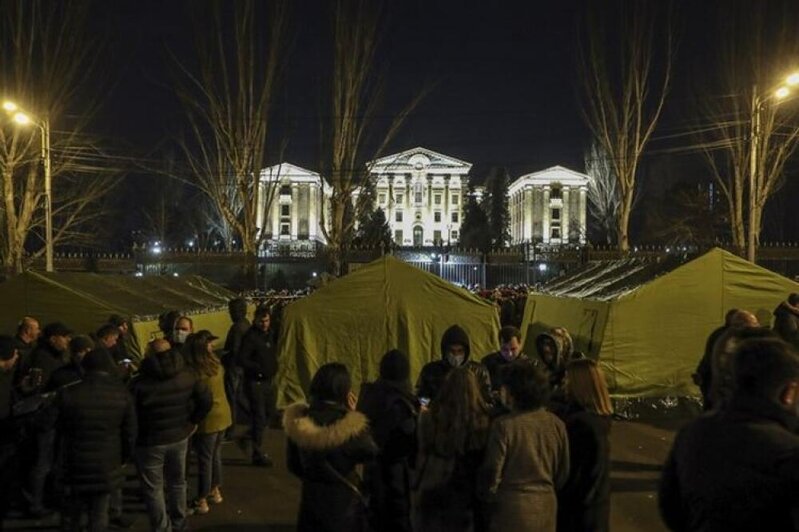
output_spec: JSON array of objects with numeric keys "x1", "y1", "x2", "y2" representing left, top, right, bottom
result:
[
  {"x1": 395, "y1": 211, "x2": 403, "y2": 222},
  {"x1": 434, "y1": 212, "x2": 441, "y2": 223},
  {"x1": 451, "y1": 212, "x2": 459, "y2": 223}
]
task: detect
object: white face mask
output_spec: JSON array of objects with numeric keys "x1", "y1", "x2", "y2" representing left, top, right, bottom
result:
[
  {"x1": 447, "y1": 353, "x2": 465, "y2": 367},
  {"x1": 174, "y1": 330, "x2": 189, "y2": 344}
]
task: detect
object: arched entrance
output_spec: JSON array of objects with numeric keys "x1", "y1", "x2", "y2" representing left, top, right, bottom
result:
[{"x1": 413, "y1": 225, "x2": 424, "y2": 247}]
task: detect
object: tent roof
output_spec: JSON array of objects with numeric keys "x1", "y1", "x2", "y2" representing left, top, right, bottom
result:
[
  {"x1": 0, "y1": 271, "x2": 235, "y2": 321},
  {"x1": 540, "y1": 253, "x2": 695, "y2": 301}
]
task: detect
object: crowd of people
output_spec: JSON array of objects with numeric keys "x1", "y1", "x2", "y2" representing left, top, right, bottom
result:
[
  {"x1": 284, "y1": 323, "x2": 611, "y2": 532},
  {"x1": 1, "y1": 289, "x2": 798, "y2": 531},
  {"x1": 0, "y1": 297, "x2": 280, "y2": 531}
]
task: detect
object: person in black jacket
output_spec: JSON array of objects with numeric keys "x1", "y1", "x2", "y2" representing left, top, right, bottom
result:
[
  {"x1": 481, "y1": 326, "x2": 529, "y2": 396},
  {"x1": 223, "y1": 297, "x2": 249, "y2": 440},
  {"x1": 48, "y1": 335, "x2": 94, "y2": 392},
  {"x1": 19, "y1": 321, "x2": 72, "y2": 517},
  {"x1": 416, "y1": 325, "x2": 492, "y2": 404},
  {"x1": 358, "y1": 350, "x2": 419, "y2": 532},
  {"x1": 56, "y1": 349, "x2": 136, "y2": 532},
  {"x1": 284, "y1": 363, "x2": 378, "y2": 532},
  {"x1": 659, "y1": 336, "x2": 799, "y2": 531},
  {"x1": 555, "y1": 359, "x2": 613, "y2": 532},
  {"x1": 237, "y1": 305, "x2": 278, "y2": 466},
  {"x1": 0, "y1": 336, "x2": 20, "y2": 528},
  {"x1": 130, "y1": 342, "x2": 212, "y2": 532}
]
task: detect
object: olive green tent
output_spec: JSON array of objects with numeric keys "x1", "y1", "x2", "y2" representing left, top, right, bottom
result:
[
  {"x1": 276, "y1": 256, "x2": 501, "y2": 407},
  {"x1": 0, "y1": 271, "x2": 239, "y2": 358},
  {"x1": 520, "y1": 248, "x2": 799, "y2": 398}
]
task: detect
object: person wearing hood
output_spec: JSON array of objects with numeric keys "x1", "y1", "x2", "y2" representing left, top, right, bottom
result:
[
  {"x1": 48, "y1": 335, "x2": 94, "y2": 392},
  {"x1": 130, "y1": 343, "x2": 212, "y2": 532},
  {"x1": 481, "y1": 326, "x2": 530, "y2": 396},
  {"x1": 358, "y1": 350, "x2": 419, "y2": 532},
  {"x1": 223, "y1": 297, "x2": 249, "y2": 440},
  {"x1": 535, "y1": 327, "x2": 574, "y2": 393},
  {"x1": 416, "y1": 325, "x2": 492, "y2": 405},
  {"x1": 56, "y1": 349, "x2": 136, "y2": 532},
  {"x1": 284, "y1": 363, "x2": 378, "y2": 532},
  {"x1": 772, "y1": 293, "x2": 799, "y2": 349}
]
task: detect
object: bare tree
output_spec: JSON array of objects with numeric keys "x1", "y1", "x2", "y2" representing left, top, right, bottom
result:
[
  {"x1": 0, "y1": 1, "x2": 119, "y2": 273},
  {"x1": 319, "y1": 0, "x2": 427, "y2": 276},
  {"x1": 173, "y1": 0, "x2": 289, "y2": 286},
  {"x1": 577, "y1": 1, "x2": 673, "y2": 252},
  {"x1": 584, "y1": 142, "x2": 620, "y2": 245},
  {"x1": 693, "y1": 3, "x2": 799, "y2": 259}
]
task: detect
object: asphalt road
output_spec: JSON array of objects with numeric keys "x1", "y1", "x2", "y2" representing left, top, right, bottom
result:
[{"x1": 9, "y1": 419, "x2": 683, "y2": 531}]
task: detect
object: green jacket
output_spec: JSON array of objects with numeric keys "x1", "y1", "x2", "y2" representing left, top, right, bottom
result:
[{"x1": 197, "y1": 365, "x2": 232, "y2": 434}]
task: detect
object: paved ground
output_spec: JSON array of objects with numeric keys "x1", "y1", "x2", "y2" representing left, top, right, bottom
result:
[{"x1": 8, "y1": 418, "x2": 684, "y2": 531}]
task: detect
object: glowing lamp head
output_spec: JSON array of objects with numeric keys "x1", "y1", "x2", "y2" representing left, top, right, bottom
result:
[
  {"x1": 775, "y1": 87, "x2": 790, "y2": 100},
  {"x1": 12, "y1": 112, "x2": 30, "y2": 125},
  {"x1": 2, "y1": 101, "x2": 17, "y2": 112},
  {"x1": 787, "y1": 73, "x2": 799, "y2": 86}
]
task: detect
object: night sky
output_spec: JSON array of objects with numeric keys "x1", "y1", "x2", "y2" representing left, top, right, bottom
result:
[{"x1": 84, "y1": 0, "x2": 799, "y2": 243}]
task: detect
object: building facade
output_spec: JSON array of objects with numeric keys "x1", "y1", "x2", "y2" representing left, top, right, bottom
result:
[
  {"x1": 257, "y1": 163, "x2": 330, "y2": 249},
  {"x1": 508, "y1": 165, "x2": 589, "y2": 245},
  {"x1": 367, "y1": 147, "x2": 472, "y2": 247}
]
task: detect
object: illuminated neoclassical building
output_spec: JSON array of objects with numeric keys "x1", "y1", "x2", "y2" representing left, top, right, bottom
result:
[{"x1": 508, "y1": 165, "x2": 589, "y2": 245}]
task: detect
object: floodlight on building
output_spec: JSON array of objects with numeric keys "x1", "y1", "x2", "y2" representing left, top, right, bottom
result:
[{"x1": 538, "y1": 263, "x2": 548, "y2": 272}]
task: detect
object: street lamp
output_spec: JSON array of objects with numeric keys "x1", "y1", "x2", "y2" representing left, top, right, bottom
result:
[
  {"x1": 748, "y1": 71, "x2": 799, "y2": 263},
  {"x1": 3, "y1": 100, "x2": 52, "y2": 272}
]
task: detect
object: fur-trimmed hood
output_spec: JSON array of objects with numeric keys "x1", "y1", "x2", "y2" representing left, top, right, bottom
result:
[{"x1": 283, "y1": 402, "x2": 369, "y2": 451}]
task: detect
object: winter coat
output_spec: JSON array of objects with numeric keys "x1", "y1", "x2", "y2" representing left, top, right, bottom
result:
[
  {"x1": 56, "y1": 371, "x2": 137, "y2": 494},
  {"x1": 196, "y1": 365, "x2": 232, "y2": 435},
  {"x1": 416, "y1": 325, "x2": 492, "y2": 403},
  {"x1": 478, "y1": 408, "x2": 570, "y2": 532},
  {"x1": 358, "y1": 379, "x2": 419, "y2": 532},
  {"x1": 659, "y1": 395, "x2": 799, "y2": 531},
  {"x1": 480, "y1": 352, "x2": 532, "y2": 392},
  {"x1": 129, "y1": 349, "x2": 213, "y2": 447},
  {"x1": 556, "y1": 404, "x2": 611, "y2": 532},
  {"x1": 23, "y1": 343, "x2": 69, "y2": 391},
  {"x1": 237, "y1": 326, "x2": 278, "y2": 381},
  {"x1": 413, "y1": 411, "x2": 488, "y2": 532},
  {"x1": 223, "y1": 318, "x2": 250, "y2": 368},
  {"x1": 284, "y1": 401, "x2": 379, "y2": 532},
  {"x1": 773, "y1": 301, "x2": 799, "y2": 348},
  {"x1": 535, "y1": 328, "x2": 574, "y2": 391},
  {"x1": 694, "y1": 324, "x2": 728, "y2": 410},
  {"x1": 47, "y1": 361, "x2": 83, "y2": 392}
]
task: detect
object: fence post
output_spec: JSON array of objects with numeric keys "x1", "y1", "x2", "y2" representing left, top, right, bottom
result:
[{"x1": 481, "y1": 254, "x2": 487, "y2": 288}]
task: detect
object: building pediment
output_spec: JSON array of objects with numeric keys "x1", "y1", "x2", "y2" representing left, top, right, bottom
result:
[
  {"x1": 509, "y1": 165, "x2": 589, "y2": 195},
  {"x1": 260, "y1": 162, "x2": 322, "y2": 185},
  {"x1": 370, "y1": 147, "x2": 472, "y2": 173}
]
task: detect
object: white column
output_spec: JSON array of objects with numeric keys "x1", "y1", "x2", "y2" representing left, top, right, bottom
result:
[
  {"x1": 562, "y1": 187, "x2": 570, "y2": 243},
  {"x1": 526, "y1": 186, "x2": 534, "y2": 241},
  {"x1": 290, "y1": 184, "x2": 299, "y2": 239},
  {"x1": 542, "y1": 186, "x2": 551, "y2": 244},
  {"x1": 271, "y1": 190, "x2": 280, "y2": 240},
  {"x1": 309, "y1": 184, "x2": 318, "y2": 241},
  {"x1": 579, "y1": 186, "x2": 587, "y2": 244}
]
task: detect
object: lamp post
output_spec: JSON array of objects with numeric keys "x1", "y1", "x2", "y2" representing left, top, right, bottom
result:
[
  {"x1": 3, "y1": 101, "x2": 52, "y2": 272},
  {"x1": 747, "y1": 72, "x2": 799, "y2": 263}
]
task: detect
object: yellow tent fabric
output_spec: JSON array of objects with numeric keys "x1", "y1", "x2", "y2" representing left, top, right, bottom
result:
[
  {"x1": 0, "y1": 271, "x2": 238, "y2": 358},
  {"x1": 520, "y1": 248, "x2": 799, "y2": 398},
  {"x1": 276, "y1": 256, "x2": 501, "y2": 407}
]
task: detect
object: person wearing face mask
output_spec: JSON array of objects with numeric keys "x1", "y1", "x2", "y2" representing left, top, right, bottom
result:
[
  {"x1": 172, "y1": 316, "x2": 194, "y2": 349},
  {"x1": 481, "y1": 326, "x2": 530, "y2": 397},
  {"x1": 415, "y1": 325, "x2": 492, "y2": 406},
  {"x1": 659, "y1": 334, "x2": 799, "y2": 531}
]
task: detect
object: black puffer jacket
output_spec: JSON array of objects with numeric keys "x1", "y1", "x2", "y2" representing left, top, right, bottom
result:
[
  {"x1": 237, "y1": 326, "x2": 278, "y2": 381},
  {"x1": 130, "y1": 349, "x2": 212, "y2": 446},
  {"x1": 416, "y1": 325, "x2": 491, "y2": 403},
  {"x1": 285, "y1": 402, "x2": 379, "y2": 532},
  {"x1": 57, "y1": 371, "x2": 137, "y2": 494},
  {"x1": 659, "y1": 395, "x2": 799, "y2": 531},
  {"x1": 773, "y1": 302, "x2": 799, "y2": 348}
]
